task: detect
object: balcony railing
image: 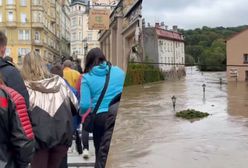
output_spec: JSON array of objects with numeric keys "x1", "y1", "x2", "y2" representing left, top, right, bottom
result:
[{"x1": 6, "y1": 21, "x2": 17, "y2": 27}]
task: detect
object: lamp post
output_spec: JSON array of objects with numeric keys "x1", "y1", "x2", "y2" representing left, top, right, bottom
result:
[
  {"x1": 202, "y1": 83, "x2": 206, "y2": 95},
  {"x1": 219, "y1": 77, "x2": 222, "y2": 85},
  {"x1": 82, "y1": 38, "x2": 88, "y2": 56},
  {"x1": 171, "y1": 96, "x2": 176, "y2": 111}
]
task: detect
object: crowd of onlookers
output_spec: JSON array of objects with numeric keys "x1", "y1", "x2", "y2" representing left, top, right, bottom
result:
[{"x1": 0, "y1": 31, "x2": 125, "y2": 168}]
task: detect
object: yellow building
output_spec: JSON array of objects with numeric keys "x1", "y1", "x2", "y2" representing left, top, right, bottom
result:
[
  {"x1": 0, "y1": 0, "x2": 32, "y2": 64},
  {"x1": 0, "y1": 0, "x2": 71, "y2": 65}
]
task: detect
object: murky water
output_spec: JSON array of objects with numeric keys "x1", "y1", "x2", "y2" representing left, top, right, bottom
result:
[{"x1": 106, "y1": 67, "x2": 248, "y2": 168}]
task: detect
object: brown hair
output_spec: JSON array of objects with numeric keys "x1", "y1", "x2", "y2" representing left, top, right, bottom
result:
[
  {"x1": 84, "y1": 48, "x2": 107, "y2": 73},
  {"x1": 21, "y1": 51, "x2": 52, "y2": 81},
  {"x1": 0, "y1": 31, "x2": 7, "y2": 47},
  {"x1": 50, "y1": 64, "x2": 63, "y2": 78}
]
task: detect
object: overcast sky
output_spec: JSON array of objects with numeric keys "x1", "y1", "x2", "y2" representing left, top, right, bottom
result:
[{"x1": 142, "y1": 0, "x2": 248, "y2": 30}]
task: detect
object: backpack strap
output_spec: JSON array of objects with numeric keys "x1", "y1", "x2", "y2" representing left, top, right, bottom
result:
[{"x1": 92, "y1": 63, "x2": 111, "y2": 115}]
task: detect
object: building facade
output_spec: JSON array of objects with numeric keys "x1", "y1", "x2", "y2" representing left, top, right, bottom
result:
[
  {"x1": 0, "y1": 0, "x2": 71, "y2": 64},
  {"x1": 70, "y1": 0, "x2": 100, "y2": 66},
  {"x1": 98, "y1": 0, "x2": 143, "y2": 71},
  {"x1": 227, "y1": 28, "x2": 248, "y2": 81},
  {"x1": 143, "y1": 23, "x2": 185, "y2": 72}
]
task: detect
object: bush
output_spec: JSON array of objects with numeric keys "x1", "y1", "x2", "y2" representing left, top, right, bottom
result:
[
  {"x1": 125, "y1": 63, "x2": 164, "y2": 86},
  {"x1": 176, "y1": 109, "x2": 209, "y2": 120}
]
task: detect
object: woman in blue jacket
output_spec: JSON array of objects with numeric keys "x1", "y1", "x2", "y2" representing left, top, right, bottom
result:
[{"x1": 80, "y1": 48, "x2": 125, "y2": 168}]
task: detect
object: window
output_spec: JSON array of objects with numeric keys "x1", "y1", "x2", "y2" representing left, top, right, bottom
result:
[
  {"x1": 0, "y1": 13, "x2": 2, "y2": 22},
  {"x1": 0, "y1": 0, "x2": 2, "y2": 6},
  {"x1": 18, "y1": 48, "x2": 30, "y2": 65},
  {"x1": 7, "y1": 0, "x2": 14, "y2": 4},
  {"x1": 35, "y1": 49, "x2": 40, "y2": 54},
  {"x1": 20, "y1": 0, "x2": 26, "y2": 6},
  {"x1": 244, "y1": 54, "x2": 248, "y2": 64},
  {"x1": 5, "y1": 48, "x2": 11, "y2": 57},
  {"x1": 79, "y1": 32, "x2": 82, "y2": 41},
  {"x1": 72, "y1": 32, "x2": 76, "y2": 41},
  {"x1": 8, "y1": 11, "x2": 14, "y2": 22},
  {"x1": 21, "y1": 13, "x2": 27, "y2": 23},
  {"x1": 18, "y1": 30, "x2": 30, "y2": 40},
  {"x1": 72, "y1": 17, "x2": 77, "y2": 26},
  {"x1": 35, "y1": 31, "x2": 40, "y2": 41},
  {"x1": 87, "y1": 32, "x2": 93, "y2": 41},
  {"x1": 79, "y1": 17, "x2": 81, "y2": 25}
]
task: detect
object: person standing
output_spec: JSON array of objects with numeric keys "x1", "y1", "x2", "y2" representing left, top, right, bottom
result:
[
  {"x1": 21, "y1": 51, "x2": 79, "y2": 168},
  {"x1": 63, "y1": 60, "x2": 81, "y2": 89},
  {"x1": 0, "y1": 78, "x2": 34, "y2": 168},
  {"x1": 0, "y1": 31, "x2": 29, "y2": 108},
  {"x1": 80, "y1": 48, "x2": 125, "y2": 168}
]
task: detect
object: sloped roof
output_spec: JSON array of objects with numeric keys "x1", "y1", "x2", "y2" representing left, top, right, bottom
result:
[
  {"x1": 226, "y1": 28, "x2": 248, "y2": 41},
  {"x1": 155, "y1": 28, "x2": 184, "y2": 42},
  {"x1": 71, "y1": 0, "x2": 87, "y2": 5}
]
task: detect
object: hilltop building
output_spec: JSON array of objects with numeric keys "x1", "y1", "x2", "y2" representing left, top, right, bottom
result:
[{"x1": 143, "y1": 22, "x2": 185, "y2": 72}]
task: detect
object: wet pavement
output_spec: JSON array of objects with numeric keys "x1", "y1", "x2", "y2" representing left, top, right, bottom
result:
[
  {"x1": 68, "y1": 133, "x2": 95, "y2": 168},
  {"x1": 106, "y1": 67, "x2": 248, "y2": 168}
]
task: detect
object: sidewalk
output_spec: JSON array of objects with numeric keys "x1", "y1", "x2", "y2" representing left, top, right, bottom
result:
[{"x1": 68, "y1": 133, "x2": 95, "y2": 168}]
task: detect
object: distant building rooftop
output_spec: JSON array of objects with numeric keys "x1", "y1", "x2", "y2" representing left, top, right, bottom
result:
[
  {"x1": 155, "y1": 28, "x2": 184, "y2": 42},
  {"x1": 71, "y1": 0, "x2": 88, "y2": 6}
]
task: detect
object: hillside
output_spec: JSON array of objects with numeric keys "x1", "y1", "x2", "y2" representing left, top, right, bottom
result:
[{"x1": 180, "y1": 25, "x2": 248, "y2": 71}]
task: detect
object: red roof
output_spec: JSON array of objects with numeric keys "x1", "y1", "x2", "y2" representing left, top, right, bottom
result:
[{"x1": 155, "y1": 28, "x2": 184, "y2": 41}]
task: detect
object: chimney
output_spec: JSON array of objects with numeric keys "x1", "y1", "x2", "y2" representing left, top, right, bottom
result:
[
  {"x1": 147, "y1": 23, "x2": 151, "y2": 27},
  {"x1": 164, "y1": 25, "x2": 168, "y2": 30},
  {"x1": 161, "y1": 22, "x2": 165, "y2": 29},
  {"x1": 155, "y1": 23, "x2": 160, "y2": 28},
  {"x1": 173, "y1": 25, "x2": 178, "y2": 32}
]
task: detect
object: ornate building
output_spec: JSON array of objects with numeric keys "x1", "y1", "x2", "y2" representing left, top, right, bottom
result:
[
  {"x1": 98, "y1": 0, "x2": 143, "y2": 71},
  {"x1": 0, "y1": 0, "x2": 71, "y2": 64},
  {"x1": 70, "y1": 0, "x2": 100, "y2": 66}
]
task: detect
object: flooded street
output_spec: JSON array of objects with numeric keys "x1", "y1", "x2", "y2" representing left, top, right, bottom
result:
[{"x1": 106, "y1": 67, "x2": 248, "y2": 168}]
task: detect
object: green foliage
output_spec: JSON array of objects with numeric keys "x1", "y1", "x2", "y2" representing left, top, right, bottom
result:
[
  {"x1": 180, "y1": 25, "x2": 248, "y2": 71},
  {"x1": 176, "y1": 109, "x2": 209, "y2": 120},
  {"x1": 125, "y1": 63, "x2": 164, "y2": 86},
  {"x1": 185, "y1": 54, "x2": 195, "y2": 66}
]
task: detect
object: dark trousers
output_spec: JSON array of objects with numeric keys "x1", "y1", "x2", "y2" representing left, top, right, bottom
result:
[
  {"x1": 31, "y1": 146, "x2": 68, "y2": 168},
  {"x1": 93, "y1": 103, "x2": 118, "y2": 168},
  {"x1": 82, "y1": 124, "x2": 89, "y2": 150}
]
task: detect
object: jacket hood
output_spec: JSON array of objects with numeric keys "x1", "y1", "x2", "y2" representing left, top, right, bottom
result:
[
  {"x1": 90, "y1": 61, "x2": 110, "y2": 76},
  {"x1": 25, "y1": 75, "x2": 63, "y2": 93},
  {"x1": 0, "y1": 57, "x2": 10, "y2": 67}
]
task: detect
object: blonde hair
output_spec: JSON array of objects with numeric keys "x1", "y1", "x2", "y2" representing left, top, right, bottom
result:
[{"x1": 21, "y1": 51, "x2": 52, "y2": 81}]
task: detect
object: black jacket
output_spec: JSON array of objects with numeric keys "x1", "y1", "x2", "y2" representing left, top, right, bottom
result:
[
  {"x1": 0, "y1": 85, "x2": 34, "y2": 168},
  {"x1": 0, "y1": 58, "x2": 29, "y2": 108},
  {"x1": 25, "y1": 75, "x2": 78, "y2": 149}
]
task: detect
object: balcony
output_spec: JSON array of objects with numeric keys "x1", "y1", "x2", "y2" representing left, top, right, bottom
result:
[
  {"x1": 32, "y1": 40, "x2": 43, "y2": 46},
  {"x1": 6, "y1": 3, "x2": 16, "y2": 10},
  {"x1": 6, "y1": 21, "x2": 17, "y2": 27},
  {"x1": 32, "y1": 22, "x2": 43, "y2": 28}
]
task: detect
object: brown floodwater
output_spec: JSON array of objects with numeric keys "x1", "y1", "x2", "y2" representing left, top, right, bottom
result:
[{"x1": 106, "y1": 67, "x2": 248, "y2": 168}]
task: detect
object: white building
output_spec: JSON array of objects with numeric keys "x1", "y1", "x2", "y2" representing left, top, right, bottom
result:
[
  {"x1": 144, "y1": 23, "x2": 185, "y2": 72},
  {"x1": 70, "y1": 0, "x2": 100, "y2": 66}
]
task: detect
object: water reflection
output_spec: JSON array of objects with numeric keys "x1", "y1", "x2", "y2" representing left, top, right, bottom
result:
[{"x1": 107, "y1": 67, "x2": 248, "y2": 168}]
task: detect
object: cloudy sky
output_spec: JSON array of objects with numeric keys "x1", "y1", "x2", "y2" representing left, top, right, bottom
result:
[{"x1": 142, "y1": 0, "x2": 248, "y2": 30}]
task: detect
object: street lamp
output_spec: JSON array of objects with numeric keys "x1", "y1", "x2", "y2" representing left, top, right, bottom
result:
[
  {"x1": 202, "y1": 83, "x2": 206, "y2": 94},
  {"x1": 82, "y1": 38, "x2": 88, "y2": 57},
  {"x1": 219, "y1": 77, "x2": 222, "y2": 85},
  {"x1": 171, "y1": 96, "x2": 176, "y2": 111}
]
